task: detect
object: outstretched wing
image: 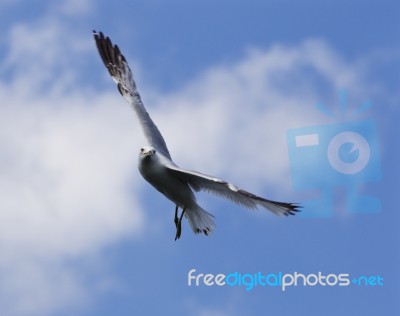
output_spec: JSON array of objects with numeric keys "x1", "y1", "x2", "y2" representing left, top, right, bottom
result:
[
  {"x1": 93, "y1": 31, "x2": 171, "y2": 160},
  {"x1": 165, "y1": 164, "x2": 301, "y2": 216}
]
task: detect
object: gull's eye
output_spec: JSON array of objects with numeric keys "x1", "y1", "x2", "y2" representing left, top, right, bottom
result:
[
  {"x1": 152, "y1": 150, "x2": 156, "y2": 154},
  {"x1": 140, "y1": 148, "x2": 144, "y2": 153}
]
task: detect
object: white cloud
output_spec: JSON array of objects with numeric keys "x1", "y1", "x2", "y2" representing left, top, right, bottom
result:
[
  {"x1": 0, "y1": 18, "x2": 145, "y2": 315},
  {"x1": 0, "y1": 94, "x2": 145, "y2": 315},
  {"x1": 0, "y1": 94, "x2": 143, "y2": 254},
  {"x1": 0, "y1": 90, "x2": 145, "y2": 314},
  {"x1": 0, "y1": 9, "x2": 380, "y2": 316}
]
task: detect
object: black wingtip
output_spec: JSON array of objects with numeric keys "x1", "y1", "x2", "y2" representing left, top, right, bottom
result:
[
  {"x1": 195, "y1": 227, "x2": 212, "y2": 236},
  {"x1": 92, "y1": 30, "x2": 121, "y2": 77},
  {"x1": 285, "y1": 203, "x2": 302, "y2": 216},
  {"x1": 92, "y1": 30, "x2": 102, "y2": 39}
]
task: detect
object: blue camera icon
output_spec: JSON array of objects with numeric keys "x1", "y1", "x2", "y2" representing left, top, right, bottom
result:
[{"x1": 286, "y1": 120, "x2": 382, "y2": 217}]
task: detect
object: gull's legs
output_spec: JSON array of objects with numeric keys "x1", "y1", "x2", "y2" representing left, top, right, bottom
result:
[
  {"x1": 174, "y1": 205, "x2": 179, "y2": 228},
  {"x1": 175, "y1": 207, "x2": 186, "y2": 241}
]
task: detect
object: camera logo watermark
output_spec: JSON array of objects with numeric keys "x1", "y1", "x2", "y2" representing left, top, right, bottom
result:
[
  {"x1": 286, "y1": 90, "x2": 382, "y2": 217},
  {"x1": 187, "y1": 269, "x2": 384, "y2": 292}
]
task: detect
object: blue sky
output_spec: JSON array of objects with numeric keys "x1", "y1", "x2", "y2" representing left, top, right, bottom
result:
[{"x1": 0, "y1": 1, "x2": 399, "y2": 315}]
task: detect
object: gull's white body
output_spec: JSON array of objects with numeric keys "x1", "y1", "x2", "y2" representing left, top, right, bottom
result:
[
  {"x1": 138, "y1": 146, "x2": 214, "y2": 234},
  {"x1": 139, "y1": 150, "x2": 195, "y2": 210},
  {"x1": 93, "y1": 31, "x2": 300, "y2": 237}
]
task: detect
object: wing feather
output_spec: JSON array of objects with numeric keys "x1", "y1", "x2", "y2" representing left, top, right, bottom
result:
[
  {"x1": 93, "y1": 31, "x2": 171, "y2": 160},
  {"x1": 165, "y1": 164, "x2": 301, "y2": 216}
]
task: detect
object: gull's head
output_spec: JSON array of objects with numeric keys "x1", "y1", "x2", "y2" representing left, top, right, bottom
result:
[
  {"x1": 138, "y1": 146, "x2": 160, "y2": 177},
  {"x1": 139, "y1": 146, "x2": 156, "y2": 161}
]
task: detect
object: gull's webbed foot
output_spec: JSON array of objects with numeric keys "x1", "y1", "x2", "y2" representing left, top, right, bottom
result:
[{"x1": 175, "y1": 222, "x2": 182, "y2": 241}]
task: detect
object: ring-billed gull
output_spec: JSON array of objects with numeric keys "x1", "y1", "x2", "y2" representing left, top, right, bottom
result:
[{"x1": 93, "y1": 31, "x2": 300, "y2": 240}]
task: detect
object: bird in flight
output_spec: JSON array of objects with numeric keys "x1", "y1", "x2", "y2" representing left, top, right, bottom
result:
[{"x1": 93, "y1": 31, "x2": 300, "y2": 240}]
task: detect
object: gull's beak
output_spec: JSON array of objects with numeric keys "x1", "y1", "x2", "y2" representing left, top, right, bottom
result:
[{"x1": 143, "y1": 151, "x2": 152, "y2": 157}]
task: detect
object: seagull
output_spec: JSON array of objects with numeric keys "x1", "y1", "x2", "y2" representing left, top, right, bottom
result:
[{"x1": 93, "y1": 31, "x2": 300, "y2": 240}]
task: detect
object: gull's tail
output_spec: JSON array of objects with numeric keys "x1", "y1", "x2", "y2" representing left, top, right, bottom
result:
[{"x1": 185, "y1": 205, "x2": 215, "y2": 236}]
